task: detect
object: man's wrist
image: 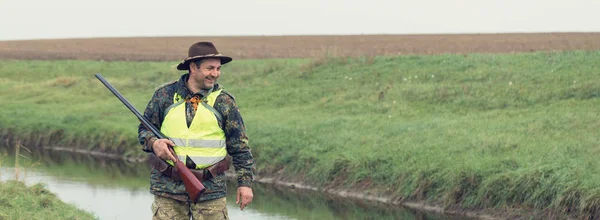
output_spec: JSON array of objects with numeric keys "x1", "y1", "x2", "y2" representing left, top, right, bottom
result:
[
  {"x1": 143, "y1": 137, "x2": 158, "y2": 152},
  {"x1": 238, "y1": 181, "x2": 252, "y2": 188}
]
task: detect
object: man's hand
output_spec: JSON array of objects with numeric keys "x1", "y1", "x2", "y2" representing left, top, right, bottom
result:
[
  {"x1": 152, "y1": 138, "x2": 178, "y2": 162},
  {"x1": 236, "y1": 186, "x2": 253, "y2": 210}
]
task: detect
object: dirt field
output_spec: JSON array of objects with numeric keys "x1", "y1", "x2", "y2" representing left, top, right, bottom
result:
[{"x1": 0, "y1": 32, "x2": 599, "y2": 61}]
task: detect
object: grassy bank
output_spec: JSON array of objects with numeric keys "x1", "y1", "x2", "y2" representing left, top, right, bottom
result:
[
  {"x1": 1, "y1": 51, "x2": 599, "y2": 218},
  {"x1": 0, "y1": 180, "x2": 97, "y2": 219}
]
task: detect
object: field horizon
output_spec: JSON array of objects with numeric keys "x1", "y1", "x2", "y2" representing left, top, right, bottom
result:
[{"x1": 1, "y1": 32, "x2": 599, "y2": 61}]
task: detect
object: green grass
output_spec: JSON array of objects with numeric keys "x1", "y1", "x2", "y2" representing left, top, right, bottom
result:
[
  {"x1": 1, "y1": 50, "x2": 599, "y2": 218},
  {"x1": 0, "y1": 180, "x2": 97, "y2": 219}
]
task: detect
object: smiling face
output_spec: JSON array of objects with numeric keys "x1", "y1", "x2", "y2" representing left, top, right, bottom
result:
[{"x1": 187, "y1": 58, "x2": 222, "y2": 93}]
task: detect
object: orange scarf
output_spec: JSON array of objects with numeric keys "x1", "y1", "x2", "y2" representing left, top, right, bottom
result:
[{"x1": 186, "y1": 96, "x2": 202, "y2": 111}]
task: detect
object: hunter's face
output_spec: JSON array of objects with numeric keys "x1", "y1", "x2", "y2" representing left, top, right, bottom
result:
[{"x1": 190, "y1": 58, "x2": 221, "y2": 89}]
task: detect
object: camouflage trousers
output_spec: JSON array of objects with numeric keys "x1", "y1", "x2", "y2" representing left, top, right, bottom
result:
[{"x1": 151, "y1": 195, "x2": 228, "y2": 220}]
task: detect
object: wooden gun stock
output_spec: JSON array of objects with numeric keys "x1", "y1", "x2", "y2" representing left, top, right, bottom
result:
[
  {"x1": 95, "y1": 73, "x2": 205, "y2": 202},
  {"x1": 173, "y1": 159, "x2": 204, "y2": 202}
]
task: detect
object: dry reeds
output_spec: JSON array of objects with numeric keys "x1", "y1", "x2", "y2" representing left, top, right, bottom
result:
[{"x1": 13, "y1": 140, "x2": 31, "y2": 181}]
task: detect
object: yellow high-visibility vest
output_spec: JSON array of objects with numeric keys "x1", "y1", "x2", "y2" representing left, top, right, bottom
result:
[{"x1": 161, "y1": 89, "x2": 226, "y2": 169}]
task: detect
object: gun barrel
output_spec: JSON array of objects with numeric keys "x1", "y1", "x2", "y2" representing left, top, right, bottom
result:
[
  {"x1": 95, "y1": 73, "x2": 205, "y2": 202},
  {"x1": 94, "y1": 73, "x2": 166, "y2": 139}
]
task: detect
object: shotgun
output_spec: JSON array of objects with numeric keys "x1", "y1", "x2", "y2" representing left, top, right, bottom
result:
[{"x1": 94, "y1": 73, "x2": 205, "y2": 202}]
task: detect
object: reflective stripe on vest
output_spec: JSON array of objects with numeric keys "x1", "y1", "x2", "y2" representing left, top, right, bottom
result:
[{"x1": 160, "y1": 89, "x2": 226, "y2": 169}]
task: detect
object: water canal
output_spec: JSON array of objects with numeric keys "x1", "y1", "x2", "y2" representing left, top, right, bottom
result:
[{"x1": 0, "y1": 146, "x2": 471, "y2": 220}]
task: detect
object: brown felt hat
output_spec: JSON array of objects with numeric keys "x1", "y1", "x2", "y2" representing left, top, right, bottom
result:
[{"x1": 176, "y1": 42, "x2": 233, "y2": 70}]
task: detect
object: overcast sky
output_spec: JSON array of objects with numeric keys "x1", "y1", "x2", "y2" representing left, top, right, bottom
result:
[{"x1": 1, "y1": 0, "x2": 599, "y2": 40}]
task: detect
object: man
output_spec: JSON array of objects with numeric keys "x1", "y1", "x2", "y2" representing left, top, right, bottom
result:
[{"x1": 138, "y1": 41, "x2": 254, "y2": 219}]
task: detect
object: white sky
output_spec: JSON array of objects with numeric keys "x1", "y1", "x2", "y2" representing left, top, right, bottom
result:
[{"x1": 0, "y1": 0, "x2": 599, "y2": 40}]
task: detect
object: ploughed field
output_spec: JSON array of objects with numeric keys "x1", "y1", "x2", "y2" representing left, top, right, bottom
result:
[{"x1": 0, "y1": 32, "x2": 599, "y2": 61}]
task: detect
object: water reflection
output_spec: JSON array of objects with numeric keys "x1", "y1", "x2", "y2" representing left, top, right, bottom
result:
[
  {"x1": 0, "y1": 167, "x2": 286, "y2": 220},
  {"x1": 0, "y1": 147, "x2": 470, "y2": 220}
]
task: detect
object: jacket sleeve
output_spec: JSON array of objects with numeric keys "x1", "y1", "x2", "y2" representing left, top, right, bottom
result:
[
  {"x1": 220, "y1": 93, "x2": 255, "y2": 188},
  {"x1": 138, "y1": 90, "x2": 164, "y2": 152}
]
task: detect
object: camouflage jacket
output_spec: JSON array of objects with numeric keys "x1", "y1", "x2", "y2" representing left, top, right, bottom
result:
[{"x1": 138, "y1": 73, "x2": 254, "y2": 202}]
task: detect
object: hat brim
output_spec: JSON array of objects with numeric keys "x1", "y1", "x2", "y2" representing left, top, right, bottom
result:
[{"x1": 176, "y1": 55, "x2": 233, "y2": 70}]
